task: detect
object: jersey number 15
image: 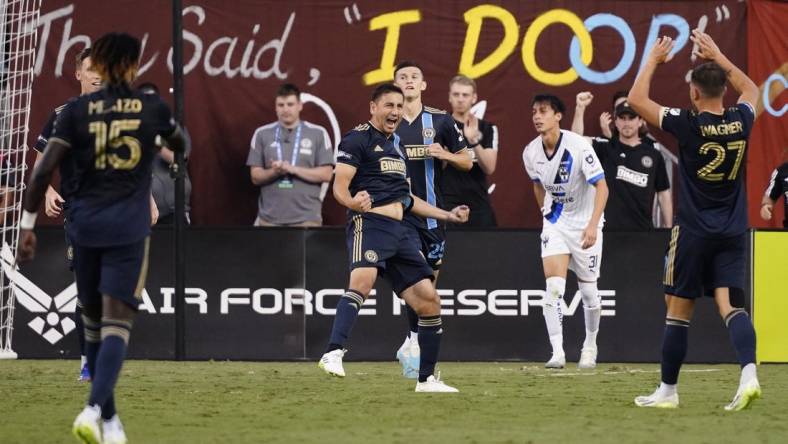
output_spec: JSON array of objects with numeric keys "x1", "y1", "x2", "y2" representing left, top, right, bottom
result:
[{"x1": 88, "y1": 119, "x2": 142, "y2": 170}]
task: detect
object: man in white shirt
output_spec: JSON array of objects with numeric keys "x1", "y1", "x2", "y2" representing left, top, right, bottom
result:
[{"x1": 522, "y1": 94, "x2": 609, "y2": 369}]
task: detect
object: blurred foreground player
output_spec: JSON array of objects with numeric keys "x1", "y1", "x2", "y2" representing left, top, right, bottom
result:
[
  {"x1": 318, "y1": 84, "x2": 469, "y2": 392},
  {"x1": 18, "y1": 32, "x2": 185, "y2": 442},
  {"x1": 629, "y1": 31, "x2": 761, "y2": 410}
]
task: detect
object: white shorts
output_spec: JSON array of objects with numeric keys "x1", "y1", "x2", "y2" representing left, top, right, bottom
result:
[{"x1": 540, "y1": 223, "x2": 603, "y2": 281}]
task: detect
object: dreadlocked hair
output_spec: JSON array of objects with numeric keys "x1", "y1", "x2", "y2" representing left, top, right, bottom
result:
[{"x1": 90, "y1": 32, "x2": 141, "y2": 86}]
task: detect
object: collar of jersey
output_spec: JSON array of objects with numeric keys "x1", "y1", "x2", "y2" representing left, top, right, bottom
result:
[{"x1": 542, "y1": 131, "x2": 564, "y2": 161}]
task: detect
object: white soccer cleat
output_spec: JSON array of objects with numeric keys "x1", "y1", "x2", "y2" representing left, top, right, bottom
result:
[
  {"x1": 318, "y1": 349, "x2": 347, "y2": 377},
  {"x1": 102, "y1": 415, "x2": 128, "y2": 444},
  {"x1": 72, "y1": 404, "x2": 102, "y2": 444},
  {"x1": 578, "y1": 347, "x2": 598, "y2": 369},
  {"x1": 545, "y1": 352, "x2": 566, "y2": 369},
  {"x1": 634, "y1": 387, "x2": 679, "y2": 409},
  {"x1": 724, "y1": 378, "x2": 761, "y2": 411},
  {"x1": 415, "y1": 374, "x2": 459, "y2": 393},
  {"x1": 396, "y1": 337, "x2": 418, "y2": 379}
]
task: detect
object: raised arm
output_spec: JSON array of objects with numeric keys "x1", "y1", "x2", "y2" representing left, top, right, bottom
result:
[
  {"x1": 690, "y1": 29, "x2": 759, "y2": 108},
  {"x1": 571, "y1": 92, "x2": 593, "y2": 135},
  {"x1": 628, "y1": 36, "x2": 675, "y2": 128}
]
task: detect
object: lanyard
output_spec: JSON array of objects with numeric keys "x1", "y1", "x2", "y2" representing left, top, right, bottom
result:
[{"x1": 274, "y1": 123, "x2": 302, "y2": 166}]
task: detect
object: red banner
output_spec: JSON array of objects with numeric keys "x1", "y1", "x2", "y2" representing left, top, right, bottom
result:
[
  {"x1": 747, "y1": 0, "x2": 788, "y2": 228},
  {"x1": 28, "y1": 1, "x2": 777, "y2": 227}
]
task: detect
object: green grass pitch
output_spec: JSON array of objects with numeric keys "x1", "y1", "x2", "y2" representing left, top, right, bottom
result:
[{"x1": 1, "y1": 360, "x2": 786, "y2": 443}]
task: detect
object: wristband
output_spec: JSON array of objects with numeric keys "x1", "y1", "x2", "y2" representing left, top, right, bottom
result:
[{"x1": 20, "y1": 210, "x2": 37, "y2": 230}]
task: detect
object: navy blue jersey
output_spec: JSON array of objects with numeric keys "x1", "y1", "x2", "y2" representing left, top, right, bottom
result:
[
  {"x1": 396, "y1": 105, "x2": 467, "y2": 229},
  {"x1": 336, "y1": 122, "x2": 411, "y2": 216},
  {"x1": 660, "y1": 102, "x2": 755, "y2": 238},
  {"x1": 35, "y1": 99, "x2": 76, "y2": 153},
  {"x1": 50, "y1": 85, "x2": 177, "y2": 247}
]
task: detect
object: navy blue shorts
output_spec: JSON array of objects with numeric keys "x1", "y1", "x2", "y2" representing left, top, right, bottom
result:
[
  {"x1": 416, "y1": 225, "x2": 446, "y2": 270},
  {"x1": 72, "y1": 238, "x2": 150, "y2": 310},
  {"x1": 663, "y1": 226, "x2": 746, "y2": 299},
  {"x1": 347, "y1": 213, "x2": 434, "y2": 294}
]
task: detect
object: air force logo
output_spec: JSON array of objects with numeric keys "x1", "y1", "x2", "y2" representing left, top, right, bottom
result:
[{"x1": 1, "y1": 244, "x2": 77, "y2": 345}]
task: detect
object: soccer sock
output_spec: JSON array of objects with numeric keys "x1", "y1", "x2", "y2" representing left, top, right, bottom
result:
[
  {"x1": 725, "y1": 309, "x2": 757, "y2": 378},
  {"x1": 88, "y1": 318, "x2": 132, "y2": 409},
  {"x1": 326, "y1": 290, "x2": 364, "y2": 352},
  {"x1": 102, "y1": 395, "x2": 116, "y2": 420},
  {"x1": 75, "y1": 302, "x2": 86, "y2": 359},
  {"x1": 405, "y1": 304, "x2": 419, "y2": 337},
  {"x1": 661, "y1": 317, "x2": 689, "y2": 385},
  {"x1": 82, "y1": 314, "x2": 101, "y2": 379},
  {"x1": 543, "y1": 277, "x2": 566, "y2": 355},
  {"x1": 579, "y1": 281, "x2": 601, "y2": 349},
  {"x1": 417, "y1": 315, "x2": 442, "y2": 383}
]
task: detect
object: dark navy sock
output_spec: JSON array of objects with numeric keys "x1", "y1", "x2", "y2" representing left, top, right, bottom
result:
[
  {"x1": 326, "y1": 290, "x2": 364, "y2": 352},
  {"x1": 661, "y1": 317, "x2": 689, "y2": 385},
  {"x1": 725, "y1": 309, "x2": 756, "y2": 367},
  {"x1": 88, "y1": 319, "x2": 131, "y2": 408},
  {"x1": 417, "y1": 316, "x2": 443, "y2": 383},
  {"x1": 405, "y1": 304, "x2": 419, "y2": 336},
  {"x1": 82, "y1": 314, "x2": 101, "y2": 378},
  {"x1": 75, "y1": 303, "x2": 86, "y2": 357},
  {"x1": 102, "y1": 395, "x2": 116, "y2": 420}
]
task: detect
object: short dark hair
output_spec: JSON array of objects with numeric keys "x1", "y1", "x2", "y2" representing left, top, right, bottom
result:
[
  {"x1": 394, "y1": 61, "x2": 424, "y2": 78},
  {"x1": 532, "y1": 93, "x2": 565, "y2": 115},
  {"x1": 612, "y1": 90, "x2": 629, "y2": 108},
  {"x1": 371, "y1": 83, "x2": 403, "y2": 102},
  {"x1": 276, "y1": 83, "x2": 300, "y2": 100},
  {"x1": 75, "y1": 47, "x2": 91, "y2": 71},
  {"x1": 137, "y1": 82, "x2": 159, "y2": 95},
  {"x1": 691, "y1": 62, "x2": 726, "y2": 98}
]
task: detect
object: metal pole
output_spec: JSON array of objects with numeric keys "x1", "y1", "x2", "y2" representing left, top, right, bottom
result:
[{"x1": 172, "y1": 0, "x2": 186, "y2": 360}]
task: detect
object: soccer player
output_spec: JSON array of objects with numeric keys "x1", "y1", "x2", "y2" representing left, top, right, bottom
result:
[
  {"x1": 629, "y1": 31, "x2": 761, "y2": 410},
  {"x1": 522, "y1": 94, "x2": 609, "y2": 369},
  {"x1": 444, "y1": 74, "x2": 499, "y2": 227},
  {"x1": 318, "y1": 83, "x2": 469, "y2": 392},
  {"x1": 392, "y1": 61, "x2": 471, "y2": 378},
  {"x1": 760, "y1": 152, "x2": 787, "y2": 228},
  {"x1": 18, "y1": 32, "x2": 185, "y2": 442},
  {"x1": 33, "y1": 47, "x2": 101, "y2": 381}
]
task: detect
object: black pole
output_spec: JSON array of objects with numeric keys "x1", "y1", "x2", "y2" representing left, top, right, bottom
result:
[{"x1": 172, "y1": 0, "x2": 185, "y2": 360}]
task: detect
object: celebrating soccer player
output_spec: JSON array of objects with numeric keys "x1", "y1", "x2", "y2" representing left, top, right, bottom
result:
[
  {"x1": 318, "y1": 83, "x2": 469, "y2": 392},
  {"x1": 18, "y1": 32, "x2": 186, "y2": 442},
  {"x1": 522, "y1": 94, "x2": 609, "y2": 369},
  {"x1": 392, "y1": 61, "x2": 471, "y2": 378},
  {"x1": 628, "y1": 31, "x2": 761, "y2": 410}
]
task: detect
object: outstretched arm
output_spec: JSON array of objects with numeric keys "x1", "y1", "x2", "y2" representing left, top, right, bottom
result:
[{"x1": 628, "y1": 36, "x2": 675, "y2": 129}]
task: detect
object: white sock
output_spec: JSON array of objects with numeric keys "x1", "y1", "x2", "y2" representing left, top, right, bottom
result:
[
  {"x1": 579, "y1": 281, "x2": 601, "y2": 349},
  {"x1": 80, "y1": 355, "x2": 87, "y2": 367},
  {"x1": 544, "y1": 277, "x2": 566, "y2": 355},
  {"x1": 410, "y1": 331, "x2": 418, "y2": 342},
  {"x1": 740, "y1": 363, "x2": 757, "y2": 385},
  {"x1": 658, "y1": 382, "x2": 677, "y2": 396}
]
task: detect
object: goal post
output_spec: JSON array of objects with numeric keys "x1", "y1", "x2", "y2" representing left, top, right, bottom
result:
[{"x1": 0, "y1": 0, "x2": 43, "y2": 360}]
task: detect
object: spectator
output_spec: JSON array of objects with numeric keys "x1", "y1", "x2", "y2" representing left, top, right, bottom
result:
[
  {"x1": 572, "y1": 92, "x2": 672, "y2": 230},
  {"x1": 442, "y1": 75, "x2": 499, "y2": 227},
  {"x1": 247, "y1": 84, "x2": 334, "y2": 226},
  {"x1": 138, "y1": 82, "x2": 192, "y2": 225}
]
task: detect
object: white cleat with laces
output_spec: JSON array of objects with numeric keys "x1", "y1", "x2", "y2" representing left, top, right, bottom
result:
[
  {"x1": 724, "y1": 378, "x2": 761, "y2": 411},
  {"x1": 545, "y1": 352, "x2": 566, "y2": 369},
  {"x1": 318, "y1": 349, "x2": 347, "y2": 377},
  {"x1": 102, "y1": 415, "x2": 128, "y2": 444},
  {"x1": 634, "y1": 387, "x2": 679, "y2": 409},
  {"x1": 415, "y1": 373, "x2": 459, "y2": 393},
  {"x1": 72, "y1": 404, "x2": 102, "y2": 444},
  {"x1": 578, "y1": 347, "x2": 597, "y2": 369}
]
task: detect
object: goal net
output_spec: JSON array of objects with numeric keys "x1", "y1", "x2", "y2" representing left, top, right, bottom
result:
[{"x1": 0, "y1": 0, "x2": 43, "y2": 359}]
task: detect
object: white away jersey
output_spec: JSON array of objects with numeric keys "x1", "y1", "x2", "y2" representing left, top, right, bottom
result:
[{"x1": 522, "y1": 130, "x2": 606, "y2": 230}]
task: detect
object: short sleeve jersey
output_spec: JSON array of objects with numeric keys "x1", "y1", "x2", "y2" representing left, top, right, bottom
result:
[
  {"x1": 336, "y1": 122, "x2": 411, "y2": 217},
  {"x1": 441, "y1": 118, "x2": 498, "y2": 209},
  {"x1": 592, "y1": 137, "x2": 670, "y2": 230},
  {"x1": 51, "y1": 85, "x2": 177, "y2": 247},
  {"x1": 523, "y1": 130, "x2": 606, "y2": 230},
  {"x1": 659, "y1": 103, "x2": 755, "y2": 237},
  {"x1": 765, "y1": 162, "x2": 788, "y2": 228},
  {"x1": 396, "y1": 105, "x2": 467, "y2": 229}
]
